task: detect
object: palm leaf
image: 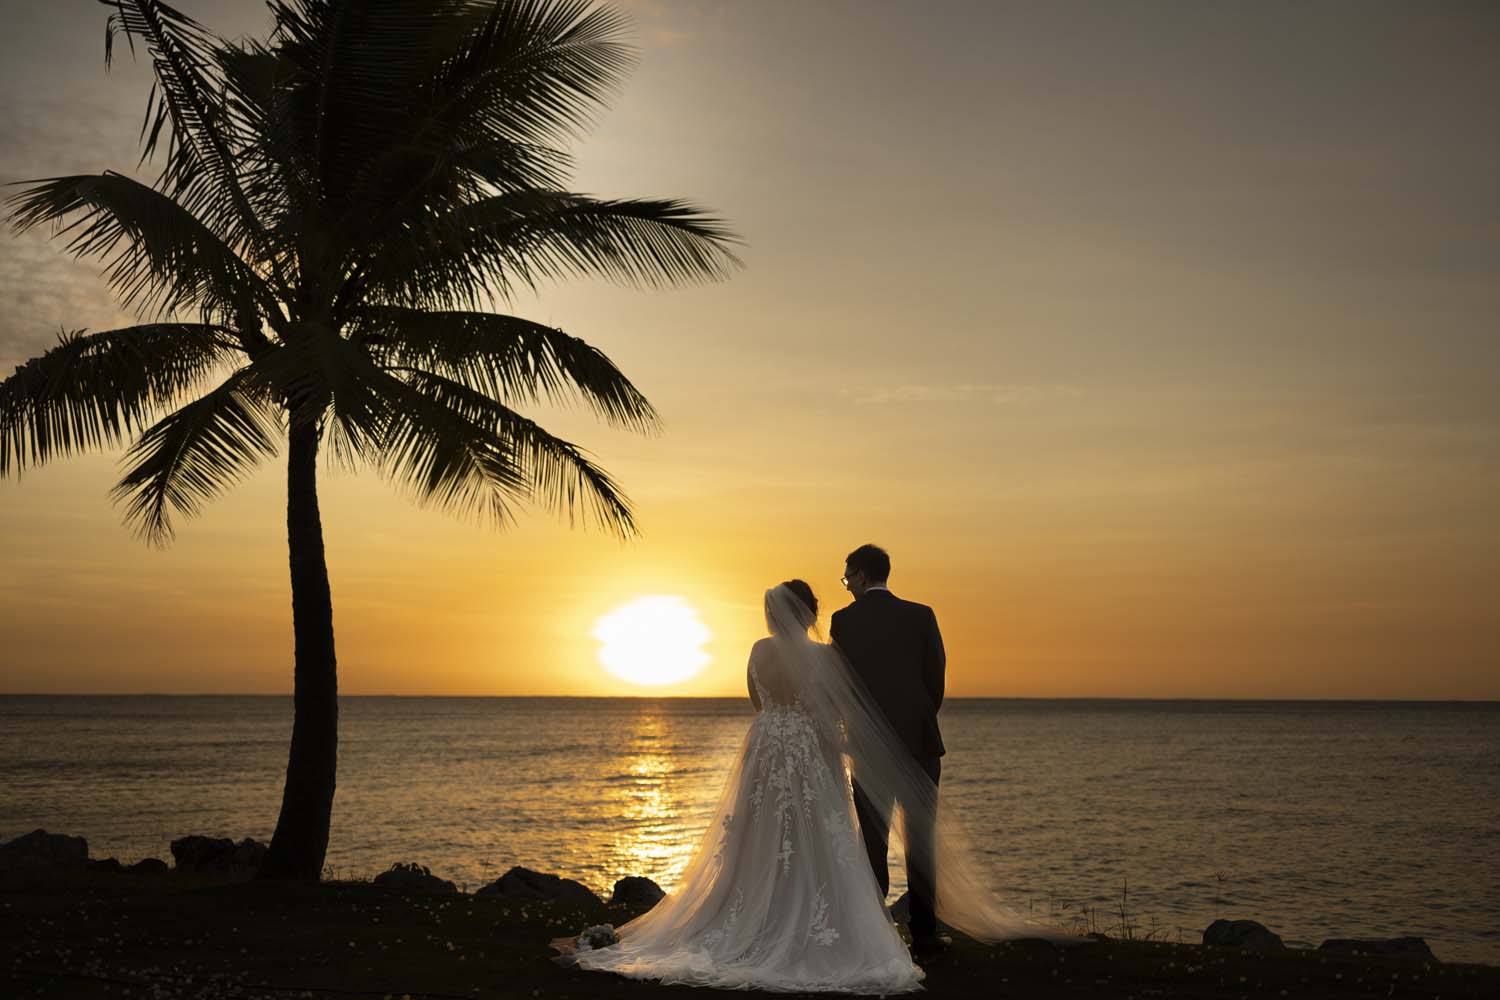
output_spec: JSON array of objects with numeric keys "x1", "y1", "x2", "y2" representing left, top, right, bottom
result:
[
  {"x1": 103, "y1": 0, "x2": 268, "y2": 257},
  {"x1": 108, "y1": 364, "x2": 284, "y2": 547},
  {"x1": 342, "y1": 135, "x2": 576, "y2": 250},
  {"x1": 6, "y1": 0, "x2": 739, "y2": 553},
  {"x1": 264, "y1": 0, "x2": 443, "y2": 202},
  {"x1": 0, "y1": 323, "x2": 240, "y2": 477},
  {"x1": 397, "y1": 366, "x2": 636, "y2": 535},
  {"x1": 353, "y1": 305, "x2": 659, "y2": 433},
  {"x1": 5, "y1": 172, "x2": 278, "y2": 344},
  {"x1": 362, "y1": 190, "x2": 741, "y2": 308},
  {"x1": 482, "y1": 192, "x2": 743, "y2": 288},
  {"x1": 363, "y1": 363, "x2": 532, "y2": 529},
  {"x1": 305, "y1": 0, "x2": 630, "y2": 227},
  {"x1": 213, "y1": 41, "x2": 316, "y2": 241},
  {"x1": 429, "y1": 0, "x2": 636, "y2": 148}
]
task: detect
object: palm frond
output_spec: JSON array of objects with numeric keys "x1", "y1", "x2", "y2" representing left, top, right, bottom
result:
[
  {"x1": 342, "y1": 136, "x2": 575, "y2": 249},
  {"x1": 247, "y1": 320, "x2": 639, "y2": 535},
  {"x1": 364, "y1": 364, "x2": 531, "y2": 530},
  {"x1": 265, "y1": 0, "x2": 442, "y2": 202},
  {"x1": 429, "y1": 0, "x2": 636, "y2": 149},
  {"x1": 102, "y1": 0, "x2": 269, "y2": 257},
  {"x1": 487, "y1": 192, "x2": 743, "y2": 288},
  {"x1": 268, "y1": 0, "x2": 629, "y2": 268},
  {"x1": 243, "y1": 320, "x2": 390, "y2": 450},
  {"x1": 353, "y1": 305, "x2": 658, "y2": 433},
  {"x1": 295, "y1": 0, "x2": 628, "y2": 221},
  {"x1": 398, "y1": 366, "x2": 636, "y2": 536},
  {"x1": 4, "y1": 0, "x2": 740, "y2": 553},
  {"x1": 108, "y1": 363, "x2": 284, "y2": 547},
  {"x1": 5, "y1": 172, "x2": 278, "y2": 343},
  {"x1": 363, "y1": 190, "x2": 742, "y2": 307},
  {"x1": 0, "y1": 323, "x2": 240, "y2": 477},
  {"x1": 214, "y1": 41, "x2": 314, "y2": 241}
]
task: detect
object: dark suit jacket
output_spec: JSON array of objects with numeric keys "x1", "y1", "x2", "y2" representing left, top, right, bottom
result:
[{"x1": 829, "y1": 589, "x2": 946, "y2": 759}]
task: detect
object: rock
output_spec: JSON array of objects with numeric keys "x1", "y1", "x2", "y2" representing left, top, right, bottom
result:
[
  {"x1": 476, "y1": 866, "x2": 601, "y2": 908},
  {"x1": 0, "y1": 829, "x2": 89, "y2": 871},
  {"x1": 611, "y1": 876, "x2": 665, "y2": 907},
  {"x1": 169, "y1": 835, "x2": 267, "y2": 875},
  {"x1": 87, "y1": 857, "x2": 124, "y2": 873},
  {"x1": 170, "y1": 835, "x2": 230, "y2": 871},
  {"x1": 1203, "y1": 919, "x2": 1286, "y2": 950},
  {"x1": 373, "y1": 862, "x2": 458, "y2": 894},
  {"x1": 127, "y1": 858, "x2": 169, "y2": 876},
  {"x1": 1319, "y1": 937, "x2": 1436, "y2": 961}
]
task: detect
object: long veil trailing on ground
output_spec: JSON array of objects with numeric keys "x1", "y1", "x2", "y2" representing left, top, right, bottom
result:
[
  {"x1": 763, "y1": 584, "x2": 1075, "y2": 946},
  {"x1": 554, "y1": 583, "x2": 1068, "y2": 993}
]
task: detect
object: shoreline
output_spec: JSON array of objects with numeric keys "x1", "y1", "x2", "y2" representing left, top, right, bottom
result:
[
  {"x1": 5, "y1": 693, "x2": 1500, "y2": 704},
  {"x1": 3, "y1": 866, "x2": 1496, "y2": 999}
]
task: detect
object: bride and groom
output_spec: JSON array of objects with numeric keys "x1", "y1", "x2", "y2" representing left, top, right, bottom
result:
[{"x1": 559, "y1": 544, "x2": 1071, "y2": 993}]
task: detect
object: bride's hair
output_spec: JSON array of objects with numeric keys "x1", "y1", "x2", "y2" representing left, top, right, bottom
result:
[{"x1": 766, "y1": 579, "x2": 817, "y2": 634}]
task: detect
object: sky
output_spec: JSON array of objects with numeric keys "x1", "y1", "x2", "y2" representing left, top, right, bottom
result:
[{"x1": 0, "y1": 1, "x2": 1496, "y2": 699}]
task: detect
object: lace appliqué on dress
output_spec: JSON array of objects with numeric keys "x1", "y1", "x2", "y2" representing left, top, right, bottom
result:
[
  {"x1": 700, "y1": 887, "x2": 744, "y2": 951},
  {"x1": 745, "y1": 700, "x2": 867, "y2": 879},
  {"x1": 809, "y1": 887, "x2": 840, "y2": 947}
]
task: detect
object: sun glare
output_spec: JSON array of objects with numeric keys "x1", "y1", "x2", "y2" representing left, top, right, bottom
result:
[{"x1": 592, "y1": 595, "x2": 712, "y2": 687}]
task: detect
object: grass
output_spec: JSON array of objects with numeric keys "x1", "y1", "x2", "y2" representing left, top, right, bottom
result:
[
  {"x1": 1020, "y1": 879, "x2": 1185, "y2": 944},
  {"x1": 2, "y1": 867, "x2": 1497, "y2": 999}
]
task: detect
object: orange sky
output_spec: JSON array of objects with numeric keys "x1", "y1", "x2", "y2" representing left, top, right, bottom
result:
[{"x1": 1, "y1": 2, "x2": 1497, "y2": 698}]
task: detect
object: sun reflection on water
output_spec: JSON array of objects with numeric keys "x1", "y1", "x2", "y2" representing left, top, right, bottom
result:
[{"x1": 608, "y1": 710, "x2": 701, "y2": 890}]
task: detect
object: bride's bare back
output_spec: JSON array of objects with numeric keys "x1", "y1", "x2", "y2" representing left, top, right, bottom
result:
[{"x1": 747, "y1": 637, "x2": 805, "y2": 710}]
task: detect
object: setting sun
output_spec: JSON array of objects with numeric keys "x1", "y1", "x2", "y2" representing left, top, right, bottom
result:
[{"x1": 592, "y1": 596, "x2": 713, "y2": 687}]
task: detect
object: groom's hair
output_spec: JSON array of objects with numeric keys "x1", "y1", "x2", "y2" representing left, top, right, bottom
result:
[{"x1": 845, "y1": 544, "x2": 890, "y2": 582}]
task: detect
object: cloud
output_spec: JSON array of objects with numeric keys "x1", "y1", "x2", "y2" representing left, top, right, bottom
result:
[
  {"x1": 610, "y1": 0, "x2": 704, "y2": 47},
  {"x1": 842, "y1": 383, "x2": 1083, "y2": 406},
  {"x1": 645, "y1": 25, "x2": 691, "y2": 46},
  {"x1": 0, "y1": 238, "x2": 134, "y2": 373},
  {"x1": 0, "y1": 91, "x2": 153, "y2": 370}
]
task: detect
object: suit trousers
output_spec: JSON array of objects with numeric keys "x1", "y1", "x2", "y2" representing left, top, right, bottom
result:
[{"x1": 852, "y1": 754, "x2": 943, "y2": 942}]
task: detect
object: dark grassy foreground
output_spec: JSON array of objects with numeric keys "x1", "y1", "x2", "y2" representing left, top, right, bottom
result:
[{"x1": 2, "y1": 869, "x2": 1496, "y2": 1000}]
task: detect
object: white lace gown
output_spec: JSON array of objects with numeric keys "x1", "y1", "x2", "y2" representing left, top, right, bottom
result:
[{"x1": 566, "y1": 644, "x2": 925, "y2": 994}]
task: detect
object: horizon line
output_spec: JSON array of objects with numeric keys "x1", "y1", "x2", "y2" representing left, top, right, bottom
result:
[{"x1": 1, "y1": 692, "x2": 1497, "y2": 704}]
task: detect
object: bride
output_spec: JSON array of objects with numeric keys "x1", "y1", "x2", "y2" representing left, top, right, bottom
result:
[{"x1": 556, "y1": 581, "x2": 1071, "y2": 993}]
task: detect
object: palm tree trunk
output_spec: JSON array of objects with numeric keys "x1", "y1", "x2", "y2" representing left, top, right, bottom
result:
[{"x1": 259, "y1": 416, "x2": 338, "y2": 880}]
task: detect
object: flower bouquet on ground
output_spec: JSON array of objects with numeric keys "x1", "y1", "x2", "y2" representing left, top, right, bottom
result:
[{"x1": 576, "y1": 923, "x2": 619, "y2": 951}]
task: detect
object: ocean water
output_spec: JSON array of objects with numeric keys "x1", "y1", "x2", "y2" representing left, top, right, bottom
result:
[{"x1": 1, "y1": 696, "x2": 1496, "y2": 963}]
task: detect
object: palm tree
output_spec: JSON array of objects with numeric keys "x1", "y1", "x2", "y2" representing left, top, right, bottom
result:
[{"x1": 1, "y1": 0, "x2": 739, "y2": 880}]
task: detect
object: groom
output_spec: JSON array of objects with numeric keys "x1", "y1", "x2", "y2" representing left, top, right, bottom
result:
[{"x1": 830, "y1": 544, "x2": 948, "y2": 957}]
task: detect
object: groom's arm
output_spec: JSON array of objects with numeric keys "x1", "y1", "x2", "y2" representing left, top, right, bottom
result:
[{"x1": 922, "y1": 607, "x2": 946, "y2": 711}]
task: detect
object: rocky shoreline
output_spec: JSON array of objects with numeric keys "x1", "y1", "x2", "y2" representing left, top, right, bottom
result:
[
  {"x1": 4, "y1": 827, "x2": 1496, "y2": 999},
  {"x1": 0, "y1": 828, "x2": 1459, "y2": 961}
]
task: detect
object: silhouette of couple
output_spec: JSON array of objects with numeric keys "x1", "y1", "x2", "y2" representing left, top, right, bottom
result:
[{"x1": 561, "y1": 543, "x2": 1068, "y2": 993}]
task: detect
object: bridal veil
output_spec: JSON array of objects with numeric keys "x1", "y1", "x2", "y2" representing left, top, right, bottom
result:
[{"x1": 762, "y1": 583, "x2": 1073, "y2": 946}]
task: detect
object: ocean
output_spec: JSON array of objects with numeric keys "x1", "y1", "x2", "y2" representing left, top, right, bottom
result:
[{"x1": 1, "y1": 696, "x2": 1496, "y2": 963}]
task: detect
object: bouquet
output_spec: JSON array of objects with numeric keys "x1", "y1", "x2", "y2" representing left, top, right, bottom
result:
[{"x1": 576, "y1": 923, "x2": 619, "y2": 951}]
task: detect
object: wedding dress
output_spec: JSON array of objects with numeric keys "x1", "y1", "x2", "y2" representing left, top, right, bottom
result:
[{"x1": 557, "y1": 585, "x2": 1071, "y2": 993}]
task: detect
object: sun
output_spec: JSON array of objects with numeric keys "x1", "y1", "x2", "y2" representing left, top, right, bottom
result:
[{"x1": 592, "y1": 595, "x2": 712, "y2": 687}]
